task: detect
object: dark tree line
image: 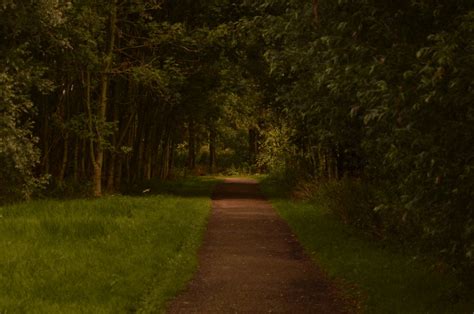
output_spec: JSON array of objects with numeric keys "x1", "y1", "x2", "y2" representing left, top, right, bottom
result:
[
  {"x1": 243, "y1": 0, "x2": 473, "y2": 279},
  {"x1": 1, "y1": 0, "x2": 473, "y2": 280},
  {"x1": 1, "y1": 0, "x2": 251, "y2": 198}
]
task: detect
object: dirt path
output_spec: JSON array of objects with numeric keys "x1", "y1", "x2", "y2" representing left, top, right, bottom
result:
[{"x1": 167, "y1": 178, "x2": 353, "y2": 313}]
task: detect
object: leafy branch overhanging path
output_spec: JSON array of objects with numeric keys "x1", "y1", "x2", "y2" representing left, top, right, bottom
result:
[{"x1": 167, "y1": 178, "x2": 354, "y2": 313}]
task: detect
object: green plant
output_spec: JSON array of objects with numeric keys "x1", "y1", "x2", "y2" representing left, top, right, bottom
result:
[
  {"x1": 260, "y1": 178, "x2": 474, "y2": 314},
  {"x1": 0, "y1": 177, "x2": 217, "y2": 312}
]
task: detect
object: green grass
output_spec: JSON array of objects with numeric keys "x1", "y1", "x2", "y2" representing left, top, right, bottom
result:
[
  {"x1": 260, "y1": 178, "x2": 474, "y2": 314},
  {"x1": 0, "y1": 177, "x2": 218, "y2": 313}
]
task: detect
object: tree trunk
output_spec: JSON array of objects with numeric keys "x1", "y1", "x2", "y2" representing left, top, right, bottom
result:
[
  {"x1": 187, "y1": 119, "x2": 196, "y2": 170},
  {"x1": 115, "y1": 156, "x2": 122, "y2": 190},
  {"x1": 92, "y1": 0, "x2": 117, "y2": 197},
  {"x1": 58, "y1": 133, "x2": 69, "y2": 185},
  {"x1": 336, "y1": 145, "x2": 345, "y2": 179},
  {"x1": 73, "y1": 136, "x2": 79, "y2": 183},
  {"x1": 41, "y1": 104, "x2": 51, "y2": 175},
  {"x1": 144, "y1": 125, "x2": 155, "y2": 180},
  {"x1": 249, "y1": 128, "x2": 258, "y2": 166},
  {"x1": 80, "y1": 138, "x2": 86, "y2": 180},
  {"x1": 160, "y1": 134, "x2": 171, "y2": 180},
  {"x1": 106, "y1": 102, "x2": 118, "y2": 193},
  {"x1": 136, "y1": 122, "x2": 146, "y2": 182},
  {"x1": 168, "y1": 139, "x2": 175, "y2": 178},
  {"x1": 106, "y1": 151, "x2": 116, "y2": 193},
  {"x1": 209, "y1": 126, "x2": 216, "y2": 174},
  {"x1": 308, "y1": 139, "x2": 318, "y2": 177},
  {"x1": 312, "y1": 0, "x2": 319, "y2": 24}
]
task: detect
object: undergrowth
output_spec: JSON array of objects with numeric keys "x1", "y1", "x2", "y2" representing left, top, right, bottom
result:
[{"x1": 260, "y1": 176, "x2": 474, "y2": 314}]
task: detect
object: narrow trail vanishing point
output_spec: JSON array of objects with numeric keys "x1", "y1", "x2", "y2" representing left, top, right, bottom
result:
[{"x1": 167, "y1": 178, "x2": 354, "y2": 313}]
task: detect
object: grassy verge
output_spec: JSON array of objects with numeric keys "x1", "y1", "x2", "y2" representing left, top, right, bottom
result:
[
  {"x1": 260, "y1": 177, "x2": 474, "y2": 314},
  {"x1": 0, "y1": 177, "x2": 218, "y2": 313}
]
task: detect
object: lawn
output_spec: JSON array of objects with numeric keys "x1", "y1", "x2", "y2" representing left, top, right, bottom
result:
[
  {"x1": 0, "y1": 177, "x2": 217, "y2": 313},
  {"x1": 260, "y1": 178, "x2": 474, "y2": 314}
]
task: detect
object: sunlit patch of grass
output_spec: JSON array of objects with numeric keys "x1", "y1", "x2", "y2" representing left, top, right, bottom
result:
[
  {"x1": 0, "y1": 178, "x2": 218, "y2": 313},
  {"x1": 260, "y1": 178, "x2": 474, "y2": 314}
]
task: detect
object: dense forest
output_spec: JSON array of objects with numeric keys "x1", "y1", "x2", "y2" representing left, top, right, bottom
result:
[{"x1": 1, "y1": 0, "x2": 473, "y2": 283}]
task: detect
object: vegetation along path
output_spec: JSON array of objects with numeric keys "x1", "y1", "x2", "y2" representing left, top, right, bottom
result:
[{"x1": 168, "y1": 178, "x2": 353, "y2": 313}]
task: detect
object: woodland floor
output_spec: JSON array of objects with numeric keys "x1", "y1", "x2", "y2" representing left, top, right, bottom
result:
[{"x1": 167, "y1": 178, "x2": 355, "y2": 313}]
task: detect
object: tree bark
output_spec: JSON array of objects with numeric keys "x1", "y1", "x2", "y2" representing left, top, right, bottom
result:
[
  {"x1": 168, "y1": 139, "x2": 175, "y2": 178},
  {"x1": 209, "y1": 126, "x2": 216, "y2": 174},
  {"x1": 106, "y1": 150, "x2": 116, "y2": 193},
  {"x1": 136, "y1": 121, "x2": 146, "y2": 182},
  {"x1": 41, "y1": 101, "x2": 51, "y2": 175},
  {"x1": 106, "y1": 101, "x2": 119, "y2": 193},
  {"x1": 58, "y1": 133, "x2": 69, "y2": 185},
  {"x1": 249, "y1": 128, "x2": 258, "y2": 166},
  {"x1": 187, "y1": 119, "x2": 196, "y2": 170},
  {"x1": 72, "y1": 136, "x2": 79, "y2": 183},
  {"x1": 92, "y1": 0, "x2": 117, "y2": 197},
  {"x1": 160, "y1": 133, "x2": 171, "y2": 180},
  {"x1": 312, "y1": 0, "x2": 319, "y2": 24}
]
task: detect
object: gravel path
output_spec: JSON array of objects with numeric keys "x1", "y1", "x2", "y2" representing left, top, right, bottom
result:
[{"x1": 167, "y1": 178, "x2": 353, "y2": 313}]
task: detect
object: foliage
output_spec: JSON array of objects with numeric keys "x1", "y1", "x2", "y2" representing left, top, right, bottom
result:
[
  {"x1": 1, "y1": 0, "x2": 472, "y2": 284},
  {"x1": 245, "y1": 0, "x2": 474, "y2": 278},
  {"x1": 0, "y1": 2, "x2": 62, "y2": 201}
]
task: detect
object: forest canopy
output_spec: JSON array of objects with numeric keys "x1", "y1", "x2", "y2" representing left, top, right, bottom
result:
[{"x1": 1, "y1": 0, "x2": 473, "y2": 280}]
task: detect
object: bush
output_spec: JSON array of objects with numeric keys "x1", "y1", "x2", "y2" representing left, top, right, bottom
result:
[
  {"x1": 288, "y1": 177, "x2": 473, "y2": 284},
  {"x1": 293, "y1": 179, "x2": 380, "y2": 236}
]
